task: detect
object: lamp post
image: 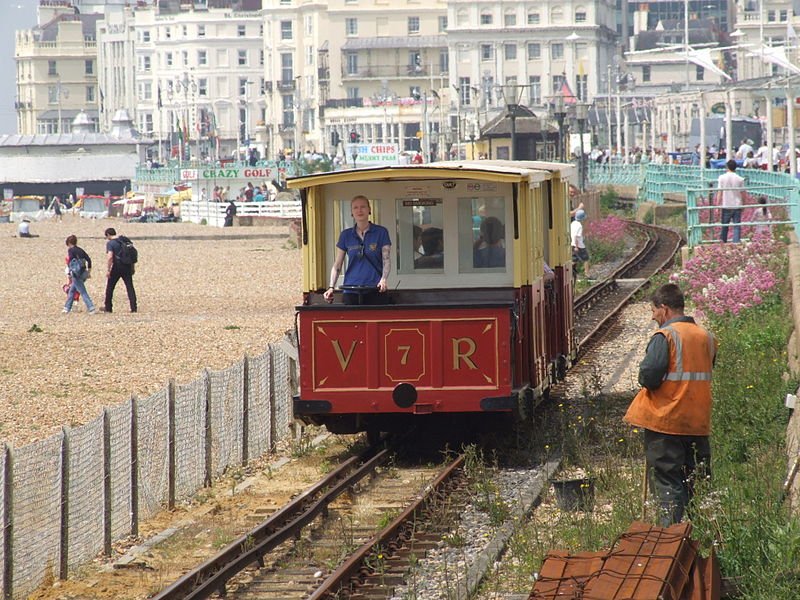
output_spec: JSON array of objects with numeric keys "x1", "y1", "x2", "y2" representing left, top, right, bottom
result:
[
  {"x1": 174, "y1": 72, "x2": 197, "y2": 162},
  {"x1": 469, "y1": 132, "x2": 476, "y2": 159},
  {"x1": 575, "y1": 102, "x2": 589, "y2": 191},
  {"x1": 553, "y1": 95, "x2": 567, "y2": 162},
  {"x1": 498, "y1": 83, "x2": 527, "y2": 161}
]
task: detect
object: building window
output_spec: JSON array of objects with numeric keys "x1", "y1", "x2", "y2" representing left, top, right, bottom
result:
[
  {"x1": 166, "y1": 52, "x2": 173, "y2": 67},
  {"x1": 408, "y1": 16, "x2": 420, "y2": 34},
  {"x1": 551, "y1": 43, "x2": 564, "y2": 59},
  {"x1": 410, "y1": 85, "x2": 421, "y2": 99},
  {"x1": 768, "y1": 10, "x2": 776, "y2": 22},
  {"x1": 480, "y1": 11, "x2": 493, "y2": 25},
  {"x1": 142, "y1": 56, "x2": 151, "y2": 72},
  {"x1": 696, "y1": 65, "x2": 705, "y2": 80},
  {"x1": 238, "y1": 50, "x2": 248, "y2": 66},
  {"x1": 86, "y1": 86, "x2": 95, "y2": 102},
  {"x1": 346, "y1": 52, "x2": 358, "y2": 75},
  {"x1": 459, "y1": 76, "x2": 471, "y2": 105},
  {"x1": 281, "y1": 53, "x2": 293, "y2": 81},
  {"x1": 780, "y1": 9, "x2": 788, "y2": 21},
  {"x1": 409, "y1": 51, "x2": 422, "y2": 72},
  {"x1": 575, "y1": 11, "x2": 587, "y2": 22},
  {"x1": 528, "y1": 12, "x2": 540, "y2": 24},
  {"x1": 282, "y1": 94, "x2": 294, "y2": 127},
  {"x1": 48, "y1": 60, "x2": 57, "y2": 76},
  {"x1": 345, "y1": 18, "x2": 358, "y2": 36},
  {"x1": 281, "y1": 21, "x2": 293, "y2": 40},
  {"x1": 239, "y1": 78, "x2": 248, "y2": 96},
  {"x1": 642, "y1": 65, "x2": 651, "y2": 82},
  {"x1": 439, "y1": 49, "x2": 449, "y2": 74},
  {"x1": 164, "y1": 27, "x2": 171, "y2": 39},
  {"x1": 198, "y1": 78, "x2": 208, "y2": 96},
  {"x1": 552, "y1": 74, "x2": 564, "y2": 93},
  {"x1": 346, "y1": 87, "x2": 359, "y2": 99},
  {"x1": 143, "y1": 82, "x2": 151, "y2": 100},
  {"x1": 305, "y1": 15, "x2": 314, "y2": 34},
  {"x1": 505, "y1": 43, "x2": 517, "y2": 60},
  {"x1": 198, "y1": 50, "x2": 207, "y2": 66},
  {"x1": 85, "y1": 60, "x2": 93, "y2": 75},
  {"x1": 527, "y1": 43, "x2": 541, "y2": 59},
  {"x1": 504, "y1": 11, "x2": 516, "y2": 26},
  {"x1": 141, "y1": 30, "x2": 150, "y2": 42},
  {"x1": 238, "y1": 25, "x2": 246, "y2": 37},
  {"x1": 438, "y1": 16, "x2": 448, "y2": 32},
  {"x1": 528, "y1": 75, "x2": 541, "y2": 104},
  {"x1": 481, "y1": 44, "x2": 493, "y2": 60},
  {"x1": 48, "y1": 85, "x2": 58, "y2": 104},
  {"x1": 197, "y1": 25, "x2": 205, "y2": 38}
]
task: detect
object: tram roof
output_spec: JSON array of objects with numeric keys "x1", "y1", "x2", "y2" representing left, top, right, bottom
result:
[{"x1": 286, "y1": 160, "x2": 575, "y2": 190}]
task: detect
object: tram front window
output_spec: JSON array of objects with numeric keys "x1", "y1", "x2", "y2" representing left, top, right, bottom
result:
[
  {"x1": 459, "y1": 197, "x2": 507, "y2": 272},
  {"x1": 396, "y1": 198, "x2": 444, "y2": 274}
]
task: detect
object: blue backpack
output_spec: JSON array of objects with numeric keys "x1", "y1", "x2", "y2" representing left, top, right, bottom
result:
[{"x1": 68, "y1": 257, "x2": 88, "y2": 281}]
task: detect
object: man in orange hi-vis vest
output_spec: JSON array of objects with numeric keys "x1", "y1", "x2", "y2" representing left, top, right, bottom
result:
[{"x1": 625, "y1": 284, "x2": 717, "y2": 527}]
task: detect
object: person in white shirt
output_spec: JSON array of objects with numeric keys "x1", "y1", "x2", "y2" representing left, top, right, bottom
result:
[
  {"x1": 570, "y1": 209, "x2": 590, "y2": 279},
  {"x1": 17, "y1": 218, "x2": 36, "y2": 238},
  {"x1": 736, "y1": 139, "x2": 753, "y2": 160},
  {"x1": 716, "y1": 159, "x2": 745, "y2": 243},
  {"x1": 756, "y1": 143, "x2": 770, "y2": 169}
]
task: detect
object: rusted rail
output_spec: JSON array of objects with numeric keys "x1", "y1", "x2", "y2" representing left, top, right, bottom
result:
[
  {"x1": 307, "y1": 453, "x2": 467, "y2": 599},
  {"x1": 574, "y1": 222, "x2": 682, "y2": 347},
  {"x1": 151, "y1": 445, "x2": 390, "y2": 600}
]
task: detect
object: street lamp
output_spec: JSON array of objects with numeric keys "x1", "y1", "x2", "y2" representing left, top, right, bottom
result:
[
  {"x1": 174, "y1": 72, "x2": 197, "y2": 162},
  {"x1": 553, "y1": 95, "x2": 568, "y2": 162},
  {"x1": 469, "y1": 132, "x2": 476, "y2": 159},
  {"x1": 575, "y1": 102, "x2": 589, "y2": 191},
  {"x1": 497, "y1": 83, "x2": 527, "y2": 161}
]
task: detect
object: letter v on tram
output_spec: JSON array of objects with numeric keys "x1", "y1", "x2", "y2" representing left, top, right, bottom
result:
[{"x1": 287, "y1": 160, "x2": 577, "y2": 440}]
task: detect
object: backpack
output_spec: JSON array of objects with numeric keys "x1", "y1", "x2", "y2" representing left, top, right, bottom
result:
[
  {"x1": 116, "y1": 235, "x2": 138, "y2": 265},
  {"x1": 68, "y1": 256, "x2": 88, "y2": 281}
]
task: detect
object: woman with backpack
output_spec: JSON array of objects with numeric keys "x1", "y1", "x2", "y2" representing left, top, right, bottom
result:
[{"x1": 63, "y1": 235, "x2": 96, "y2": 314}]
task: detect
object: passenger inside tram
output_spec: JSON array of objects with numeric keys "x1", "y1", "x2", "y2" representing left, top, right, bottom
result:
[{"x1": 473, "y1": 216, "x2": 506, "y2": 268}]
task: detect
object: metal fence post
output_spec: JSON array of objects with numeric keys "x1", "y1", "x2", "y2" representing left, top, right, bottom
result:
[
  {"x1": 268, "y1": 346, "x2": 277, "y2": 451},
  {"x1": 59, "y1": 427, "x2": 69, "y2": 580},
  {"x1": 204, "y1": 370, "x2": 212, "y2": 487},
  {"x1": 3, "y1": 445, "x2": 12, "y2": 600},
  {"x1": 130, "y1": 396, "x2": 139, "y2": 538},
  {"x1": 167, "y1": 379, "x2": 176, "y2": 510},
  {"x1": 242, "y1": 356, "x2": 249, "y2": 466},
  {"x1": 102, "y1": 409, "x2": 111, "y2": 556}
]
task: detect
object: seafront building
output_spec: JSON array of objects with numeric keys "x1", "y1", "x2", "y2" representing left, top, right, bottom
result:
[{"x1": 12, "y1": 0, "x2": 800, "y2": 165}]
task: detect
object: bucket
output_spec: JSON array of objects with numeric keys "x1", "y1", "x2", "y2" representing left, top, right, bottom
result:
[{"x1": 552, "y1": 477, "x2": 595, "y2": 512}]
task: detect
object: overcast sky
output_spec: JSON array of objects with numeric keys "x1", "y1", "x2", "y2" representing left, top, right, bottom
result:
[{"x1": 0, "y1": 1, "x2": 38, "y2": 134}]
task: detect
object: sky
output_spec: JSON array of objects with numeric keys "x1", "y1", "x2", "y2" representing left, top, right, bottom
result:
[{"x1": 0, "y1": 1, "x2": 38, "y2": 134}]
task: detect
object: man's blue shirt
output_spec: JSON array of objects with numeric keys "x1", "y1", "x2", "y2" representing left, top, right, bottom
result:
[{"x1": 336, "y1": 223, "x2": 391, "y2": 291}]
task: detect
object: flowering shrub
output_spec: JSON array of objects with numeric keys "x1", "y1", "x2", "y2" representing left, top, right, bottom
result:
[
  {"x1": 670, "y1": 236, "x2": 785, "y2": 318},
  {"x1": 585, "y1": 215, "x2": 628, "y2": 262}
]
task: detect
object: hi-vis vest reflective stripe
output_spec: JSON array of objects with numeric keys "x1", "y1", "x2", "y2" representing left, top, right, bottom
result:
[{"x1": 625, "y1": 321, "x2": 717, "y2": 436}]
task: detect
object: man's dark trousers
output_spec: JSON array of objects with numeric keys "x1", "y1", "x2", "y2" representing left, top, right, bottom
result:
[{"x1": 105, "y1": 265, "x2": 137, "y2": 312}]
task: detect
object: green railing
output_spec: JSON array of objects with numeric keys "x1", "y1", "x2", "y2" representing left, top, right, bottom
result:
[{"x1": 586, "y1": 162, "x2": 800, "y2": 246}]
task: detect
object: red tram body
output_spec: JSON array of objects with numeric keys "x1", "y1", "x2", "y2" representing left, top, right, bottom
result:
[{"x1": 288, "y1": 161, "x2": 576, "y2": 436}]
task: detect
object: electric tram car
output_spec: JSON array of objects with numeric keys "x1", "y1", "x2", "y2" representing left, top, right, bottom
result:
[{"x1": 287, "y1": 160, "x2": 577, "y2": 437}]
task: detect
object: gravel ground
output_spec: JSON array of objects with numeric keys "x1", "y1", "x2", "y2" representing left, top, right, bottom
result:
[{"x1": 1, "y1": 214, "x2": 301, "y2": 449}]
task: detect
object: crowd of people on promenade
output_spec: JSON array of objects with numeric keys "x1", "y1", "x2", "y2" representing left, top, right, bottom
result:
[{"x1": 587, "y1": 138, "x2": 800, "y2": 173}]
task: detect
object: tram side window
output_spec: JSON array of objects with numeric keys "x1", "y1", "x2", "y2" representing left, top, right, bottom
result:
[
  {"x1": 396, "y1": 198, "x2": 444, "y2": 273},
  {"x1": 458, "y1": 197, "x2": 507, "y2": 272}
]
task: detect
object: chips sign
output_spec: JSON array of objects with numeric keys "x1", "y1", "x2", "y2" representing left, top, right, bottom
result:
[{"x1": 351, "y1": 143, "x2": 401, "y2": 165}]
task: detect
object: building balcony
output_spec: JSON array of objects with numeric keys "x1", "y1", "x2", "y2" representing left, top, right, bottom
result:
[
  {"x1": 324, "y1": 98, "x2": 364, "y2": 109},
  {"x1": 341, "y1": 64, "x2": 448, "y2": 80}
]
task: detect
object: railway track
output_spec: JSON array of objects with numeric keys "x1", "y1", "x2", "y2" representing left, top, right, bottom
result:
[
  {"x1": 150, "y1": 220, "x2": 683, "y2": 600},
  {"x1": 574, "y1": 221, "x2": 682, "y2": 348}
]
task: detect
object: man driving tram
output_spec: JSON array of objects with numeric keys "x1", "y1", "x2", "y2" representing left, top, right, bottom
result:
[{"x1": 323, "y1": 195, "x2": 392, "y2": 305}]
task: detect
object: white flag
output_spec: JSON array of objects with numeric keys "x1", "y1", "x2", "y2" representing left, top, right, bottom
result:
[
  {"x1": 754, "y1": 45, "x2": 800, "y2": 75},
  {"x1": 787, "y1": 21, "x2": 798, "y2": 43},
  {"x1": 687, "y1": 48, "x2": 732, "y2": 80}
]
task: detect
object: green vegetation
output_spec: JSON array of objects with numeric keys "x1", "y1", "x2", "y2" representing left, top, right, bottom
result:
[{"x1": 485, "y1": 251, "x2": 799, "y2": 598}]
